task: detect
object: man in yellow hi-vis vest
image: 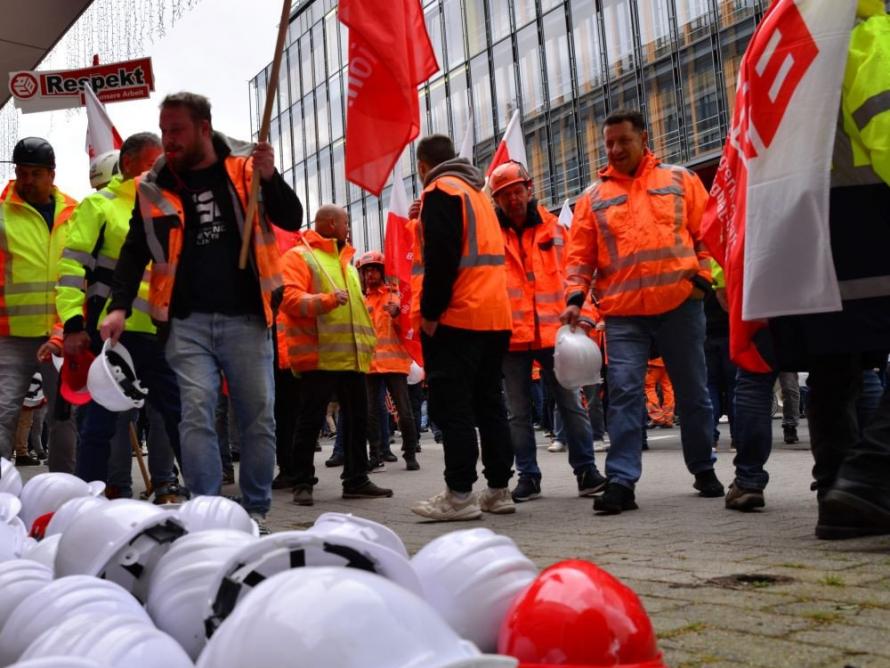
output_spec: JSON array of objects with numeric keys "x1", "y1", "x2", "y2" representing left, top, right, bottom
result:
[{"x1": 0, "y1": 137, "x2": 78, "y2": 472}]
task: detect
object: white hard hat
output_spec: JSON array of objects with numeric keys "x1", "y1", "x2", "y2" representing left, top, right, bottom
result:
[
  {"x1": 203, "y1": 530, "x2": 423, "y2": 638},
  {"x1": 21, "y1": 533, "x2": 61, "y2": 573},
  {"x1": 145, "y1": 529, "x2": 258, "y2": 660},
  {"x1": 411, "y1": 528, "x2": 538, "y2": 652},
  {"x1": 197, "y1": 567, "x2": 519, "y2": 668},
  {"x1": 176, "y1": 495, "x2": 258, "y2": 536},
  {"x1": 18, "y1": 472, "x2": 105, "y2": 532},
  {"x1": 0, "y1": 516, "x2": 28, "y2": 562},
  {"x1": 0, "y1": 575, "x2": 150, "y2": 665},
  {"x1": 408, "y1": 361, "x2": 425, "y2": 385},
  {"x1": 54, "y1": 499, "x2": 186, "y2": 602},
  {"x1": 307, "y1": 512, "x2": 409, "y2": 558},
  {"x1": 553, "y1": 324, "x2": 603, "y2": 389},
  {"x1": 0, "y1": 456, "x2": 23, "y2": 497},
  {"x1": 7, "y1": 657, "x2": 104, "y2": 668},
  {"x1": 0, "y1": 559, "x2": 53, "y2": 631},
  {"x1": 44, "y1": 494, "x2": 108, "y2": 538},
  {"x1": 88, "y1": 150, "x2": 119, "y2": 189},
  {"x1": 0, "y1": 490, "x2": 23, "y2": 523},
  {"x1": 21, "y1": 612, "x2": 191, "y2": 668},
  {"x1": 87, "y1": 339, "x2": 148, "y2": 412},
  {"x1": 23, "y1": 373, "x2": 44, "y2": 408}
]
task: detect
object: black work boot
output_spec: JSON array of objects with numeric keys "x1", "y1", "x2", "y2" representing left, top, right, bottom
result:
[
  {"x1": 593, "y1": 482, "x2": 638, "y2": 514},
  {"x1": 783, "y1": 425, "x2": 799, "y2": 444}
]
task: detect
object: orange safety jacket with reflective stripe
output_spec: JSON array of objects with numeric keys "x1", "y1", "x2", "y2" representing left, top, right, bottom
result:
[
  {"x1": 565, "y1": 151, "x2": 711, "y2": 316},
  {"x1": 500, "y1": 204, "x2": 567, "y2": 351},
  {"x1": 273, "y1": 226, "x2": 302, "y2": 370},
  {"x1": 365, "y1": 286, "x2": 412, "y2": 375},
  {"x1": 413, "y1": 175, "x2": 512, "y2": 332},
  {"x1": 135, "y1": 155, "x2": 283, "y2": 327}
]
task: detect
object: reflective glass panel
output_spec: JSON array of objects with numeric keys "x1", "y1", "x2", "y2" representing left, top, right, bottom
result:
[
  {"x1": 449, "y1": 67, "x2": 471, "y2": 149},
  {"x1": 643, "y1": 62, "x2": 682, "y2": 163},
  {"x1": 603, "y1": 0, "x2": 635, "y2": 78},
  {"x1": 578, "y1": 92, "x2": 609, "y2": 180},
  {"x1": 487, "y1": 0, "x2": 511, "y2": 43},
  {"x1": 465, "y1": 0, "x2": 487, "y2": 57},
  {"x1": 680, "y1": 43, "x2": 723, "y2": 157},
  {"x1": 717, "y1": 0, "x2": 757, "y2": 29},
  {"x1": 429, "y1": 76, "x2": 449, "y2": 135},
  {"x1": 610, "y1": 74, "x2": 639, "y2": 113},
  {"x1": 313, "y1": 23, "x2": 325, "y2": 86},
  {"x1": 316, "y1": 87, "x2": 330, "y2": 149},
  {"x1": 303, "y1": 92, "x2": 317, "y2": 155},
  {"x1": 676, "y1": 0, "x2": 713, "y2": 46},
  {"x1": 329, "y1": 75, "x2": 343, "y2": 141},
  {"x1": 470, "y1": 54, "x2": 494, "y2": 140},
  {"x1": 525, "y1": 120, "x2": 551, "y2": 205},
  {"x1": 551, "y1": 110, "x2": 581, "y2": 201},
  {"x1": 269, "y1": 117, "x2": 281, "y2": 170},
  {"x1": 288, "y1": 44, "x2": 302, "y2": 99},
  {"x1": 513, "y1": 0, "x2": 536, "y2": 28},
  {"x1": 300, "y1": 34, "x2": 313, "y2": 92},
  {"x1": 443, "y1": 0, "x2": 466, "y2": 68},
  {"x1": 325, "y1": 11, "x2": 339, "y2": 77},
  {"x1": 517, "y1": 24, "x2": 544, "y2": 118},
  {"x1": 319, "y1": 146, "x2": 333, "y2": 205},
  {"x1": 332, "y1": 140, "x2": 345, "y2": 203},
  {"x1": 291, "y1": 99, "x2": 304, "y2": 163},
  {"x1": 306, "y1": 153, "x2": 319, "y2": 223},
  {"x1": 492, "y1": 38, "x2": 519, "y2": 130},
  {"x1": 719, "y1": 18, "x2": 755, "y2": 118},
  {"x1": 638, "y1": 0, "x2": 673, "y2": 62},
  {"x1": 543, "y1": 9, "x2": 572, "y2": 108},
  {"x1": 425, "y1": 3, "x2": 445, "y2": 70},
  {"x1": 280, "y1": 111, "x2": 293, "y2": 170},
  {"x1": 571, "y1": 0, "x2": 605, "y2": 94}
]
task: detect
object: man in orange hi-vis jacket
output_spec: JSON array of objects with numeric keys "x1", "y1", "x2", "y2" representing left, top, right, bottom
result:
[{"x1": 561, "y1": 110, "x2": 723, "y2": 514}]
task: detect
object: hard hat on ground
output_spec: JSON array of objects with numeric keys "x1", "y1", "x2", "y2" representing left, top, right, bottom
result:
[
  {"x1": 554, "y1": 325, "x2": 603, "y2": 389},
  {"x1": 87, "y1": 339, "x2": 148, "y2": 412},
  {"x1": 412, "y1": 528, "x2": 538, "y2": 652},
  {"x1": 54, "y1": 499, "x2": 186, "y2": 602},
  {"x1": 197, "y1": 567, "x2": 519, "y2": 668},
  {"x1": 21, "y1": 533, "x2": 61, "y2": 572},
  {"x1": 23, "y1": 373, "x2": 44, "y2": 408},
  {"x1": 0, "y1": 559, "x2": 53, "y2": 630},
  {"x1": 176, "y1": 495, "x2": 258, "y2": 536},
  {"x1": 498, "y1": 559, "x2": 665, "y2": 668},
  {"x1": 44, "y1": 495, "x2": 108, "y2": 538},
  {"x1": 12, "y1": 138, "x2": 55, "y2": 168},
  {"x1": 0, "y1": 515, "x2": 28, "y2": 562},
  {"x1": 89, "y1": 150, "x2": 120, "y2": 189},
  {"x1": 408, "y1": 361, "x2": 425, "y2": 385},
  {"x1": 0, "y1": 490, "x2": 23, "y2": 523},
  {"x1": 307, "y1": 512, "x2": 409, "y2": 558},
  {"x1": 489, "y1": 161, "x2": 531, "y2": 196},
  {"x1": 60, "y1": 350, "x2": 95, "y2": 406},
  {"x1": 0, "y1": 457, "x2": 24, "y2": 496},
  {"x1": 7, "y1": 656, "x2": 104, "y2": 668},
  {"x1": 18, "y1": 473, "x2": 104, "y2": 532}
]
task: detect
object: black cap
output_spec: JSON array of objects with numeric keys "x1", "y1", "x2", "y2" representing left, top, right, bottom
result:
[{"x1": 12, "y1": 137, "x2": 55, "y2": 168}]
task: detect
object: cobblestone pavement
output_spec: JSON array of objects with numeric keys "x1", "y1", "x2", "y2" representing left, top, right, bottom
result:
[{"x1": 21, "y1": 421, "x2": 890, "y2": 667}]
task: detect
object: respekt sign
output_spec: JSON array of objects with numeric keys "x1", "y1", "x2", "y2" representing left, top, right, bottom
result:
[{"x1": 9, "y1": 57, "x2": 154, "y2": 113}]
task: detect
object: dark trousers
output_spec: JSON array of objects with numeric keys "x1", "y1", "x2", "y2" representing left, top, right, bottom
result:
[
  {"x1": 273, "y1": 366, "x2": 301, "y2": 479},
  {"x1": 367, "y1": 373, "x2": 418, "y2": 458},
  {"x1": 291, "y1": 371, "x2": 369, "y2": 489},
  {"x1": 408, "y1": 382, "x2": 425, "y2": 434},
  {"x1": 705, "y1": 336, "x2": 737, "y2": 443},
  {"x1": 732, "y1": 368, "x2": 777, "y2": 491},
  {"x1": 77, "y1": 331, "x2": 181, "y2": 483},
  {"x1": 422, "y1": 325, "x2": 513, "y2": 493}
]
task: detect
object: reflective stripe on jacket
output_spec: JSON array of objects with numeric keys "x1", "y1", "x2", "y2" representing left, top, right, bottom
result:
[
  {"x1": 56, "y1": 175, "x2": 154, "y2": 334},
  {"x1": 279, "y1": 230, "x2": 376, "y2": 373},
  {"x1": 0, "y1": 182, "x2": 77, "y2": 337},
  {"x1": 365, "y1": 286, "x2": 411, "y2": 374},
  {"x1": 136, "y1": 154, "x2": 283, "y2": 326},
  {"x1": 500, "y1": 204, "x2": 566, "y2": 351},
  {"x1": 416, "y1": 175, "x2": 512, "y2": 332},
  {"x1": 565, "y1": 151, "x2": 711, "y2": 317}
]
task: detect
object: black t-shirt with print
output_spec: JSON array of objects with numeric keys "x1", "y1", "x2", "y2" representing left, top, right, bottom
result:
[{"x1": 172, "y1": 160, "x2": 263, "y2": 318}]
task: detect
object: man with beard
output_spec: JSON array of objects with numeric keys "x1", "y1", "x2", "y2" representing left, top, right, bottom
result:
[{"x1": 103, "y1": 92, "x2": 302, "y2": 532}]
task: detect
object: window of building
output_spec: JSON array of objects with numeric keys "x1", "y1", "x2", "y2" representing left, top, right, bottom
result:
[
  {"x1": 325, "y1": 11, "x2": 339, "y2": 78},
  {"x1": 676, "y1": 0, "x2": 713, "y2": 46},
  {"x1": 277, "y1": 52, "x2": 290, "y2": 115},
  {"x1": 303, "y1": 91, "x2": 317, "y2": 156},
  {"x1": 465, "y1": 0, "x2": 487, "y2": 57},
  {"x1": 550, "y1": 110, "x2": 581, "y2": 202},
  {"x1": 306, "y1": 153, "x2": 319, "y2": 223},
  {"x1": 541, "y1": 0, "x2": 562, "y2": 12},
  {"x1": 429, "y1": 76, "x2": 450, "y2": 135},
  {"x1": 492, "y1": 38, "x2": 519, "y2": 131},
  {"x1": 720, "y1": 18, "x2": 755, "y2": 118},
  {"x1": 643, "y1": 61, "x2": 682, "y2": 163},
  {"x1": 487, "y1": 0, "x2": 511, "y2": 43},
  {"x1": 680, "y1": 42, "x2": 722, "y2": 158},
  {"x1": 269, "y1": 116, "x2": 281, "y2": 170},
  {"x1": 291, "y1": 99, "x2": 304, "y2": 163},
  {"x1": 443, "y1": 0, "x2": 466, "y2": 68},
  {"x1": 288, "y1": 43, "x2": 302, "y2": 100},
  {"x1": 280, "y1": 111, "x2": 293, "y2": 170},
  {"x1": 329, "y1": 74, "x2": 343, "y2": 142},
  {"x1": 578, "y1": 92, "x2": 609, "y2": 179},
  {"x1": 339, "y1": 22, "x2": 348, "y2": 70},
  {"x1": 717, "y1": 0, "x2": 758, "y2": 29},
  {"x1": 365, "y1": 194, "x2": 382, "y2": 251},
  {"x1": 249, "y1": 79, "x2": 259, "y2": 137},
  {"x1": 543, "y1": 8, "x2": 572, "y2": 108},
  {"x1": 609, "y1": 74, "x2": 639, "y2": 113},
  {"x1": 525, "y1": 120, "x2": 551, "y2": 205},
  {"x1": 332, "y1": 140, "x2": 345, "y2": 203},
  {"x1": 351, "y1": 200, "x2": 367, "y2": 253},
  {"x1": 470, "y1": 54, "x2": 494, "y2": 141},
  {"x1": 300, "y1": 34, "x2": 313, "y2": 93},
  {"x1": 312, "y1": 23, "x2": 326, "y2": 86},
  {"x1": 425, "y1": 2, "x2": 445, "y2": 72},
  {"x1": 571, "y1": 0, "x2": 605, "y2": 95},
  {"x1": 449, "y1": 67, "x2": 471, "y2": 148},
  {"x1": 516, "y1": 24, "x2": 544, "y2": 118},
  {"x1": 316, "y1": 87, "x2": 330, "y2": 150},
  {"x1": 638, "y1": 0, "x2": 673, "y2": 63},
  {"x1": 319, "y1": 146, "x2": 333, "y2": 205},
  {"x1": 603, "y1": 0, "x2": 635, "y2": 78},
  {"x1": 513, "y1": 0, "x2": 536, "y2": 29},
  {"x1": 418, "y1": 87, "x2": 430, "y2": 136}
]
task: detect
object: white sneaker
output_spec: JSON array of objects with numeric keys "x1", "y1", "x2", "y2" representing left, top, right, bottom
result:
[
  {"x1": 411, "y1": 489, "x2": 482, "y2": 521},
  {"x1": 547, "y1": 440, "x2": 566, "y2": 453},
  {"x1": 479, "y1": 487, "x2": 516, "y2": 514},
  {"x1": 593, "y1": 440, "x2": 609, "y2": 452}
]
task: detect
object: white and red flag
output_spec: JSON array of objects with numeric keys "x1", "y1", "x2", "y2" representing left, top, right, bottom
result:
[
  {"x1": 383, "y1": 162, "x2": 423, "y2": 364},
  {"x1": 83, "y1": 84, "x2": 122, "y2": 159},
  {"x1": 487, "y1": 109, "x2": 528, "y2": 175},
  {"x1": 339, "y1": 0, "x2": 439, "y2": 196},
  {"x1": 701, "y1": 0, "x2": 856, "y2": 372},
  {"x1": 557, "y1": 199, "x2": 572, "y2": 230}
]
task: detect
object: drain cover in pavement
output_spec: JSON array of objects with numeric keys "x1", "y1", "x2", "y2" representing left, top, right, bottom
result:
[{"x1": 706, "y1": 573, "x2": 795, "y2": 589}]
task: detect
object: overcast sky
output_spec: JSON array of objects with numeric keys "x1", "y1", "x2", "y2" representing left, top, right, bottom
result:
[{"x1": 13, "y1": 0, "x2": 282, "y2": 199}]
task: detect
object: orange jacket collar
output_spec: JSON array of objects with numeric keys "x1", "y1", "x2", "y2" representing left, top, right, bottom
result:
[
  {"x1": 598, "y1": 150, "x2": 659, "y2": 182},
  {"x1": 301, "y1": 228, "x2": 356, "y2": 264}
]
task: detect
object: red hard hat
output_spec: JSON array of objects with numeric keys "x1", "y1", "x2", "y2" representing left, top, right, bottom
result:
[
  {"x1": 489, "y1": 161, "x2": 531, "y2": 196},
  {"x1": 356, "y1": 250, "x2": 385, "y2": 269},
  {"x1": 498, "y1": 559, "x2": 665, "y2": 668},
  {"x1": 29, "y1": 511, "x2": 54, "y2": 540},
  {"x1": 60, "y1": 349, "x2": 95, "y2": 405}
]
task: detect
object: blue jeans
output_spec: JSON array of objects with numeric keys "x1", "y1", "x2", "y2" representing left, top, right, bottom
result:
[
  {"x1": 604, "y1": 299, "x2": 715, "y2": 488},
  {"x1": 732, "y1": 368, "x2": 777, "y2": 491},
  {"x1": 582, "y1": 384, "x2": 606, "y2": 441},
  {"x1": 502, "y1": 348, "x2": 597, "y2": 481},
  {"x1": 165, "y1": 313, "x2": 276, "y2": 514},
  {"x1": 107, "y1": 405, "x2": 177, "y2": 496}
]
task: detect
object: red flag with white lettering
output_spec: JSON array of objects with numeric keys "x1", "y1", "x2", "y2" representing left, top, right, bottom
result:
[
  {"x1": 339, "y1": 0, "x2": 439, "y2": 196},
  {"x1": 383, "y1": 164, "x2": 423, "y2": 364},
  {"x1": 701, "y1": 0, "x2": 855, "y2": 372}
]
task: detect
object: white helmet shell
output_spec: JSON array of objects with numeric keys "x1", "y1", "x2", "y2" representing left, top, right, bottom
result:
[
  {"x1": 54, "y1": 499, "x2": 186, "y2": 602},
  {"x1": 411, "y1": 528, "x2": 538, "y2": 652},
  {"x1": 21, "y1": 533, "x2": 61, "y2": 573},
  {"x1": 0, "y1": 575, "x2": 149, "y2": 665},
  {"x1": 21, "y1": 612, "x2": 191, "y2": 668},
  {"x1": 88, "y1": 150, "x2": 119, "y2": 189},
  {"x1": 44, "y1": 495, "x2": 108, "y2": 538},
  {"x1": 408, "y1": 361, "x2": 425, "y2": 385},
  {"x1": 0, "y1": 490, "x2": 23, "y2": 523},
  {"x1": 7, "y1": 657, "x2": 104, "y2": 668},
  {"x1": 176, "y1": 495, "x2": 258, "y2": 536},
  {"x1": 87, "y1": 339, "x2": 148, "y2": 412},
  {"x1": 553, "y1": 324, "x2": 603, "y2": 389},
  {"x1": 18, "y1": 473, "x2": 105, "y2": 532},
  {"x1": 0, "y1": 457, "x2": 23, "y2": 497},
  {"x1": 307, "y1": 512, "x2": 409, "y2": 558},
  {"x1": 23, "y1": 373, "x2": 44, "y2": 408},
  {"x1": 0, "y1": 559, "x2": 53, "y2": 630},
  {"x1": 0, "y1": 513, "x2": 29, "y2": 562},
  {"x1": 197, "y1": 567, "x2": 518, "y2": 668},
  {"x1": 203, "y1": 530, "x2": 423, "y2": 638},
  {"x1": 145, "y1": 529, "x2": 258, "y2": 660}
]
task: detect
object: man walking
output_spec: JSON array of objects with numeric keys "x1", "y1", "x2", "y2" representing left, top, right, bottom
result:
[
  {"x1": 488, "y1": 160, "x2": 606, "y2": 503},
  {"x1": 410, "y1": 134, "x2": 515, "y2": 521},
  {"x1": 103, "y1": 92, "x2": 302, "y2": 529},
  {"x1": 562, "y1": 110, "x2": 723, "y2": 514}
]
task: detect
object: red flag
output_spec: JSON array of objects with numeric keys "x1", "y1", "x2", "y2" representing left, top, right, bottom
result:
[
  {"x1": 339, "y1": 0, "x2": 439, "y2": 196},
  {"x1": 486, "y1": 110, "x2": 528, "y2": 176},
  {"x1": 383, "y1": 164, "x2": 422, "y2": 365}
]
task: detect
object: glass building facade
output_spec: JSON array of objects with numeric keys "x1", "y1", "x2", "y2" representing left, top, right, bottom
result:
[{"x1": 250, "y1": 0, "x2": 770, "y2": 253}]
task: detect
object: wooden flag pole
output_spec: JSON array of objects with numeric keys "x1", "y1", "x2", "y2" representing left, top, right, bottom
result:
[{"x1": 238, "y1": 0, "x2": 293, "y2": 269}]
